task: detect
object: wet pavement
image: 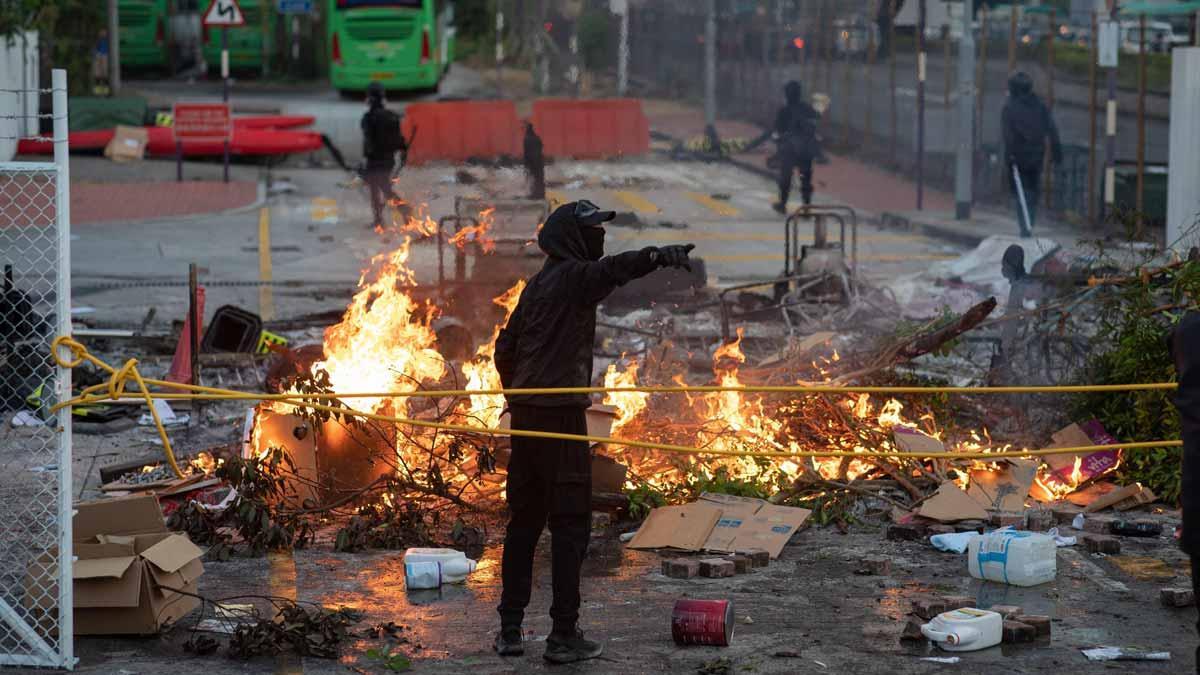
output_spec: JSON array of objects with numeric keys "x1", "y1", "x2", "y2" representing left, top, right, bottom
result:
[{"x1": 70, "y1": 519, "x2": 1195, "y2": 674}]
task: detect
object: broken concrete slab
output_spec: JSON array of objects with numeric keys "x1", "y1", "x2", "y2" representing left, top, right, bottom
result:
[{"x1": 1161, "y1": 587, "x2": 1196, "y2": 608}]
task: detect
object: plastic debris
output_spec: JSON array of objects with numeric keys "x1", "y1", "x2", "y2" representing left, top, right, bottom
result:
[
  {"x1": 930, "y1": 531, "x2": 978, "y2": 553},
  {"x1": 1081, "y1": 647, "x2": 1171, "y2": 661},
  {"x1": 1047, "y1": 527, "x2": 1077, "y2": 547}
]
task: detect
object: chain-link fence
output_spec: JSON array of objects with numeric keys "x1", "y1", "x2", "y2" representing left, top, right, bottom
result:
[{"x1": 0, "y1": 69, "x2": 74, "y2": 670}]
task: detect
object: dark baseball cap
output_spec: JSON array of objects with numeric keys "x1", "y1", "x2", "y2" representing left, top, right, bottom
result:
[{"x1": 573, "y1": 199, "x2": 616, "y2": 227}]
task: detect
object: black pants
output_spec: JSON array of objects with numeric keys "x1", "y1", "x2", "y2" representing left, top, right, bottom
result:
[
  {"x1": 527, "y1": 163, "x2": 546, "y2": 200},
  {"x1": 778, "y1": 151, "x2": 814, "y2": 208},
  {"x1": 1010, "y1": 164, "x2": 1041, "y2": 235},
  {"x1": 1193, "y1": 555, "x2": 1200, "y2": 673},
  {"x1": 497, "y1": 405, "x2": 591, "y2": 635},
  {"x1": 365, "y1": 164, "x2": 401, "y2": 228}
]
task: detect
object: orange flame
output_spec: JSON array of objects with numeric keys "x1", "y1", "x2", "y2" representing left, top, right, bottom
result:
[
  {"x1": 460, "y1": 280, "x2": 525, "y2": 428},
  {"x1": 449, "y1": 207, "x2": 497, "y2": 254},
  {"x1": 603, "y1": 359, "x2": 649, "y2": 432}
]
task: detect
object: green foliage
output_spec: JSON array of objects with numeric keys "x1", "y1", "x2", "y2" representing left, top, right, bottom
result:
[
  {"x1": 577, "y1": 7, "x2": 614, "y2": 70},
  {"x1": 1072, "y1": 247, "x2": 1199, "y2": 505},
  {"x1": 625, "y1": 482, "x2": 667, "y2": 521},
  {"x1": 334, "y1": 499, "x2": 438, "y2": 553},
  {"x1": 1, "y1": 0, "x2": 106, "y2": 95},
  {"x1": 681, "y1": 466, "x2": 775, "y2": 500},
  {"x1": 227, "y1": 604, "x2": 362, "y2": 659},
  {"x1": 365, "y1": 646, "x2": 412, "y2": 672}
]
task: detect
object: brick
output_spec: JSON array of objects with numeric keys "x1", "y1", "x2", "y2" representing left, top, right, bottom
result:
[
  {"x1": 736, "y1": 548, "x2": 770, "y2": 567},
  {"x1": 1081, "y1": 516, "x2": 1114, "y2": 535},
  {"x1": 954, "y1": 520, "x2": 986, "y2": 533},
  {"x1": 698, "y1": 558, "x2": 735, "y2": 578},
  {"x1": 1002, "y1": 620, "x2": 1037, "y2": 644},
  {"x1": 988, "y1": 604, "x2": 1024, "y2": 619},
  {"x1": 911, "y1": 597, "x2": 946, "y2": 620},
  {"x1": 1014, "y1": 615, "x2": 1052, "y2": 638},
  {"x1": 887, "y1": 523, "x2": 926, "y2": 541},
  {"x1": 941, "y1": 595, "x2": 976, "y2": 611},
  {"x1": 662, "y1": 558, "x2": 700, "y2": 579},
  {"x1": 1161, "y1": 587, "x2": 1196, "y2": 608},
  {"x1": 990, "y1": 513, "x2": 1027, "y2": 529},
  {"x1": 1083, "y1": 534, "x2": 1121, "y2": 554},
  {"x1": 727, "y1": 554, "x2": 751, "y2": 574},
  {"x1": 1027, "y1": 509, "x2": 1055, "y2": 532},
  {"x1": 926, "y1": 524, "x2": 956, "y2": 536},
  {"x1": 1051, "y1": 505, "x2": 1084, "y2": 526},
  {"x1": 899, "y1": 616, "x2": 926, "y2": 641},
  {"x1": 856, "y1": 556, "x2": 892, "y2": 576}
]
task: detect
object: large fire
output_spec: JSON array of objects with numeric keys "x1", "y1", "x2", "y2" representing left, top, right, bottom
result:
[{"x1": 260, "y1": 206, "x2": 1112, "y2": 510}]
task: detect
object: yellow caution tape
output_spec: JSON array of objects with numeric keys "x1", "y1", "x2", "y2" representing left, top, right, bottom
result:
[{"x1": 49, "y1": 337, "x2": 1183, "y2": 478}]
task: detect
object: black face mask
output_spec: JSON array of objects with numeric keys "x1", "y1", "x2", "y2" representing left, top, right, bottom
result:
[{"x1": 581, "y1": 226, "x2": 605, "y2": 261}]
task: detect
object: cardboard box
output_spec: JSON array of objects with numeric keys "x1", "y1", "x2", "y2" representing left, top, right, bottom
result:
[
  {"x1": 966, "y1": 459, "x2": 1038, "y2": 515},
  {"x1": 104, "y1": 125, "x2": 148, "y2": 162},
  {"x1": 47, "y1": 495, "x2": 204, "y2": 635},
  {"x1": 627, "y1": 492, "x2": 811, "y2": 559}
]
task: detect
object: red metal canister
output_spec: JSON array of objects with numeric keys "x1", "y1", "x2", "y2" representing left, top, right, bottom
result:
[{"x1": 671, "y1": 599, "x2": 734, "y2": 646}]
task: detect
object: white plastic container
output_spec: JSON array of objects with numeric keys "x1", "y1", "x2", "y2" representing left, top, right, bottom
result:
[
  {"x1": 920, "y1": 608, "x2": 1003, "y2": 652},
  {"x1": 403, "y1": 548, "x2": 478, "y2": 590},
  {"x1": 967, "y1": 529, "x2": 1056, "y2": 587}
]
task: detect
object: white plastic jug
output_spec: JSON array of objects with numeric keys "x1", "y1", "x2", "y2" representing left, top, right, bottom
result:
[
  {"x1": 403, "y1": 548, "x2": 477, "y2": 590},
  {"x1": 967, "y1": 529, "x2": 1056, "y2": 587},
  {"x1": 920, "y1": 608, "x2": 1003, "y2": 652}
]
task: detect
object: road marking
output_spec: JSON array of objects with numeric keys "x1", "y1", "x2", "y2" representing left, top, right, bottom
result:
[
  {"x1": 545, "y1": 190, "x2": 569, "y2": 210},
  {"x1": 268, "y1": 551, "x2": 303, "y2": 674},
  {"x1": 609, "y1": 190, "x2": 660, "y2": 214},
  {"x1": 685, "y1": 191, "x2": 741, "y2": 217},
  {"x1": 612, "y1": 231, "x2": 938, "y2": 243},
  {"x1": 258, "y1": 207, "x2": 274, "y2": 322},
  {"x1": 310, "y1": 197, "x2": 337, "y2": 224}
]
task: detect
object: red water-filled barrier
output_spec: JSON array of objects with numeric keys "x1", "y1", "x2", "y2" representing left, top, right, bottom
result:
[
  {"x1": 15, "y1": 115, "x2": 319, "y2": 156},
  {"x1": 530, "y1": 99, "x2": 649, "y2": 159},
  {"x1": 401, "y1": 100, "x2": 523, "y2": 165}
]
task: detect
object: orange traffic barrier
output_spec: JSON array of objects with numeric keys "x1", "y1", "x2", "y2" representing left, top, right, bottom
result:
[
  {"x1": 530, "y1": 98, "x2": 649, "y2": 159},
  {"x1": 401, "y1": 101, "x2": 522, "y2": 165}
]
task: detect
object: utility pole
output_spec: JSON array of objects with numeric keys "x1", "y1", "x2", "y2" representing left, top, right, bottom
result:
[
  {"x1": 107, "y1": 0, "x2": 121, "y2": 94},
  {"x1": 955, "y1": 0, "x2": 975, "y2": 220},
  {"x1": 705, "y1": 0, "x2": 717, "y2": 137},
  {"x1": 917, "y1": 0, "x2": 927, "y2": 210}
]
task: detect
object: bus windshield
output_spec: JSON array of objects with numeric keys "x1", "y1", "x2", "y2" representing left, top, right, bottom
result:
[{"x1": 337, "y1": 0, "x2": 422, "y2": 8}]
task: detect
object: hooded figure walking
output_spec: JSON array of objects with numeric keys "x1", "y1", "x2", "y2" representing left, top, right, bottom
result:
[
  {"x1": 493, "y1": 200, "x2": 694, "y2": 663},
  {"x1": 772, "y1": 80, "x2": 822, "y2": 215},
  {"x1": 360, "y1": 81, "x2": 408, "y2": 228},
  {"x1": 1001, "y1": 72, "x2": 1062, "y2": 237}
]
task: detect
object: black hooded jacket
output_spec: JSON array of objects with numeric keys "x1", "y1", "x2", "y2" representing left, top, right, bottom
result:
[
  {"x1": 1001, "y1": 82, "x2": 1062, "y2": 171},
  {"x1": 494, "y1": 205, "x2": 659, "y2": 408},
  {"x1": 1173, "y1": 312, "x2": 1200, "y2": 554},
  {"x1": 775, "y1": 82, "x2": 820, "y2": 156}
]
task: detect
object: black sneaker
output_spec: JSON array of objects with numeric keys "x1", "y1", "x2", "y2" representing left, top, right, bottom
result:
[
  {"x1": 494, "y1": 627, "x2": 524, "y2": 656},
  {"x1": 543, "y1": 629, "x2": 602, "y2": 664},
  {"x1": 771, "y1": 201, "x2": 787, "y2": 215}
]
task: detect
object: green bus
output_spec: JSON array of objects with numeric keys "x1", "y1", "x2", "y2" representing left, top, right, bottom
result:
[
  {"x1": 203, "y1": 0, "x2": 275, "y2": 70},
  {"x1": 118, "y1": 0, "x2": 171, "y2": 69},
  {"x1": 327, "y1": 0, "x2": 455, "y2": 93}
]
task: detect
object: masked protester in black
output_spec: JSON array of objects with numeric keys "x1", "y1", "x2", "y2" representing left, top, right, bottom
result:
[
  {"x1": 1001, "y1": 72, "x2": 1062, "y2": 237},
  {"x1": 1170, "y1": 313, "x2": 1200, "y2": 673},
  {"x1": 492, "y1": 200, "x2": 694, "y2": 664},
  {"x1": 772, "y1": 80, "x2": 821, "y2": 215},
  {"x1": 523, "y1": 122, "x2": 545, "y2": 200},
  {"x1": 360, "y1": 82, "x2": 408, "y2": 229}
]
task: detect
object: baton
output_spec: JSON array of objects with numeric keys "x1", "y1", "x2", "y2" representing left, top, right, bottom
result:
[{"x1": 1012, "y1": 164, "x2": 1033, "y2": 233}]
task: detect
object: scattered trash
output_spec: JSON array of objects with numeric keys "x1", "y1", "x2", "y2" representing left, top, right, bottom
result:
[
  {"x1": 930, "y1": 531, "x2": 978, "y2": 554},
  {"x1": 195, "y1": 603, "x2": 258, "y2": 634},
  {"x1": 104, "y1": 125, "x2": 148, "y2": 162},
  {"x1": 740, "y1": 615, "x2": 753, "y2": 625},
  {"x1": 772, "y1": 650, "x2": 802, "y2": 658},
  {"x1": 918, "y1": 482, "x2": 989, "y2": 523},
  {"x1": 1046, "y1": 527, "x2": 1077, "y2": 547},
  {"x1": 618, "y1": 531, "x2": 637, "y2": 542},
  {"x1": 1081, "y1": 647, "x2": 1171, "y2": 662},
  {"x1": 629, "y1": 492, "x2": 810, "y2": 559},
  {"x1": 139, "y1": 398, "x2": 189, "y2": 427},
  {"x1": 920, "y1": 656, "x2": 961, "y2": 664},
  {"x1": 920, "y1": 608, "x2": 1003, "y2": 651},
  {"x1": 1109, "y1": 519, "x2": 1163, "y2": 537},
  {"x1": 672, "y1": 599, "x2": 733, "y2": 646},
  {"x1": 1072, "y1": 513, "x2": 1086, "y2": 529},
  {"x1": 403, "y1": 548, "x2": 477, "y2": 590},
  {"x1": 967, "y1": 529, "x2": 1056, "y2": 586},
  {"x1": 10, "y1": 410, "x2": 44, "y2": 427},
  {"x1": 267, "y1": 179, "x2": 297, "y2": 195}
]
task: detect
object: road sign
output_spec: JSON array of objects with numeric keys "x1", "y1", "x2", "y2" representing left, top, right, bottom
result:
[
  {"x1": 173, "y1": 103, "x2": 231, "y2": 142},
  {"x1": 277, "y1": 0, "x2": 314, "y2": 13},
  {"x1": 203, "y1": 0, "x2": 246, "y2": 26},
  {"x1": 1098, "y1": 20, "x2": 1119, "y2": 68}
]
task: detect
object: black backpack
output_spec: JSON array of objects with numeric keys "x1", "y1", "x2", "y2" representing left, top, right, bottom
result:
[{"x1": 373, "y1": 108, "x2": 405, "y2": 155}]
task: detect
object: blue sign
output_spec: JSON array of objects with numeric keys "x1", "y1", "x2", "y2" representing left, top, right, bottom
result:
[{"x1": 276, "y1": 0, "x2": 313, "y2": 13}]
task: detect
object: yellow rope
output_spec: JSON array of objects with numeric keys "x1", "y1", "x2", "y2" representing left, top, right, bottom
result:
[{"x1": 49, "y1": 337, "x2": 1182, "y2": 471}]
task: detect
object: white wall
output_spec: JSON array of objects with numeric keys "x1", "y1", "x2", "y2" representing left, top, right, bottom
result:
[
  {"x1": 0, "y1": 31, "x2": 39, "y2": 161},
  {"x1": 1167, "y1": 48, "x2": 1200, "y2": 252}
]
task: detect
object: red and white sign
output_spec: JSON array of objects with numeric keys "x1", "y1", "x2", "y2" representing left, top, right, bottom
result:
[
  {"x1": 203, "y1": 0, "x2": 246, "y2": 26},
  {"x1": 173, "y1": 103, "x2": 232, "y2": 142}
]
